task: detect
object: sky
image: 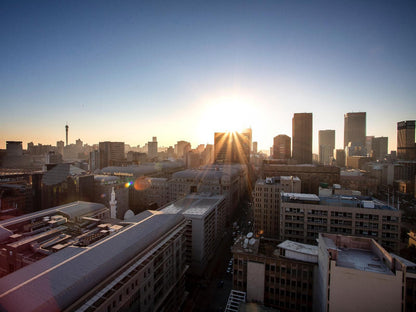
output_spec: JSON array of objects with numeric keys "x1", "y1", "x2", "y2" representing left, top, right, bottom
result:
[{"x1": 1, "y1": 1, "x2": 415, "y2": 154}]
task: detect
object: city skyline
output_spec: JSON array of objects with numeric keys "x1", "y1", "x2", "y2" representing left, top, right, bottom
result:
[{"x1": 1, "y1": 1, "x2": 416, "y2": 152}]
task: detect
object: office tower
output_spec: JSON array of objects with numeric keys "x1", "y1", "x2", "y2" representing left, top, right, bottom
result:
[
  {"x1": 279, "y1": 192, "x2": 401, "y2": 252},
  {"x1": 98, "y1": 141, "x2": 125, "y2": 168},
  {"x1": 319, "y1": 130, "x2": 335, "y2": 165},
  {"x1": 344, "y1": 112, "x2": 366, "y2": 148},
  {"x1": 335, "y1": 149, "x2": 346, "y2": 167},
  {"x1": 292, "y1": 113, "x2": 312, "y2": 164},
  {"x1": 214, "y1": 129, "x2": 252, "y2": 164},
  {"x1": 372, "y1": 136, "x2": 388, "y2": 160},
  {"x1": 397, "y1": 120, "x2": 416, "y2": 160},
  {"x1": 5, "y1": 141, "x2": 23, "y2": 157},
  {"x1": 147, "y1": 137, "x2": 158, "y2": 159},
  {"x1": 252, "y1": 176, "x2": 301, "y2": 238},
  {"x1": 273, "y1": 134, "x2": 291, "y2": 160}
]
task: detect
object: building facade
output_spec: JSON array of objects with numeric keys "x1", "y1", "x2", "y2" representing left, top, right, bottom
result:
[
  {"x1": 231, "y1": 236, "x2": 317, "y2": 311},
  {"x1": 397, "y1": 120, "x2": 416, "y2": 160},
  {"x1": 98, "y1": 141, "x2": 125, "y2": 169},
  {"x1": 162, "y1": 193, "x2": 226, "y2": 275},
  {"x1": 253, "y1": 176, "x2": 301, "y2": 239},
  {"x1": 280, "y1": 193, "x2": 401, "y2": 252},
  {"x1": 262, "y1": 162, "x2": 340, "y2": 195}
]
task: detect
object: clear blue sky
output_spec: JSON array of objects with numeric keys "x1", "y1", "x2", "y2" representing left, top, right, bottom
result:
[{"x1": 1, "y1": 1, "x2": 415, "y2": 153}]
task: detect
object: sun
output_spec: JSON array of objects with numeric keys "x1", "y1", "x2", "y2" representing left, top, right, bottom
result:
[{"x1": 197, "y1": 95, "x2": 256, "y2": 142}]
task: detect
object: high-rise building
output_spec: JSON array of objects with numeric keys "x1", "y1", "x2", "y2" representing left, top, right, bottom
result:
[
  {"x1": 273, "y1": 134, "x2": 291, "y2": 160},
  {"x1": 319, "y1": 130, "x2": 335, "y2": 165},
  {"x1": 252, "y1": 141, "x2": 258, "y2": 154},
  {"x1": 175, "y1": 140, "x2": 191, "y2": 158},
  {"x1": 148, "y1": 137, "x2": 158, "y2": 159},
  {"x1": 344, "y1": 112, "x2": 366, "y2": 148},
  {"x1": 214, "y1": 129, "x2": 252, "y2": 164},
  {"x1": 98, "y1": 141, "x2": 125, "y2": 168},
  {"x1": 292, "y1": 113, "x2": 312, "y2": 164},
  {"x1": 397, "y1": 120, "x2": 416, "y2": 160},
  {"x1": 372, "y1": 136, "x2": 388, "y2": 160}
]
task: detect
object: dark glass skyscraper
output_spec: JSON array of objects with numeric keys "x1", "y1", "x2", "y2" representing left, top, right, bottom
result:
[{"x1": 292, "y1": 113, "x2": 312, "y2": 164}]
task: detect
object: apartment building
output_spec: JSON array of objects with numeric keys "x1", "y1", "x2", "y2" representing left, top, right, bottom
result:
[
  {"x1": 280, "y1": 193, "x2": 401, "y2": 252},
  {"x1": 253, "y1": 176, "x2": 301, "y2": 239}
]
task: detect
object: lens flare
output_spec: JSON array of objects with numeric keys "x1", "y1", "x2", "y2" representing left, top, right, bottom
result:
[{"x1": 134, "y1": 177, "x2": 151, "y2": 191}]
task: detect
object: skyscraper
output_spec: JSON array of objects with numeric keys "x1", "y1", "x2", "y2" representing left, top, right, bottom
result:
[
  {"x1": 397, "y1": 120, "x2": 416, "y2": 160},
  {"x1": 214, "y1": 129, "x2": 252, "y2": 164},
  {"x1": 273, "y1": 134, "x2": 291, "y2": 160},
  {"x1": 344, "y1": 112, "x2": 366, "y2": 148},
  {"x1": 319, "y1": 130, "x2": 335, "y2": 165},
  {"x1": 292, "y1": 113, "x2": 312, "y2": 164},
  {"x1": 371, "y1": 136, "x2": 388, "y2": 160}
]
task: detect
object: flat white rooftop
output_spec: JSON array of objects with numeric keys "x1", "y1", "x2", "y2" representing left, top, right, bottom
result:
[
  {"x1": 278, "y1": 240, "x2": 318, "y2": 256},
  {"x1": 281, "y1": 192, "x2": 320, "y2": 202},
  {"x1": 162, "y1": 194, "x2": 224, "y2": 218},
  {"x1": 336, "y1": 248, "x2": 393, "y2": 275}
]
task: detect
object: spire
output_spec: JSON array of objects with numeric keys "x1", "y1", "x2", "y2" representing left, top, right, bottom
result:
[{"x1": 109, "y1": 187, "x2": 117, "y2": 219}]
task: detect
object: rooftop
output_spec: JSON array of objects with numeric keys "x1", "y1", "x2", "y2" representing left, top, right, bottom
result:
[
  {"x1": 281, "y1": 192, "x2": 398, "y2": 211},
  {"x1": 278, "y1": 240, "x2": 318, "y2": 257},
  {"x1": 161, "y1": 194, "x2": 224, "y2": 218},
  {"x1": 335, "y1": 248, "x2": 393, "y2": 275},
  {"x1": 0, "y1": 210, "x2": 185, "y2": 311}
]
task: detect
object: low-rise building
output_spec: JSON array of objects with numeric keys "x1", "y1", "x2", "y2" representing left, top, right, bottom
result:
[
  {"x1": 231, "y1": 235, "x2": 317, "y2": 311},
  {"x1": 315, "y1": 233, "x2": 416, "y2": 312},
  {"x1": 0, "y1": 209, "x2": 190, "y2": 312}
]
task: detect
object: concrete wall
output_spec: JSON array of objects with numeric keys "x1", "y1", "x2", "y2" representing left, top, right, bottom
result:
[
  {"x1": 247, "y1": 261, "x2": 265, "y2": 303},
  {"x1": 329, "y1": 265, "x2": 402, "y2": 312}
]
